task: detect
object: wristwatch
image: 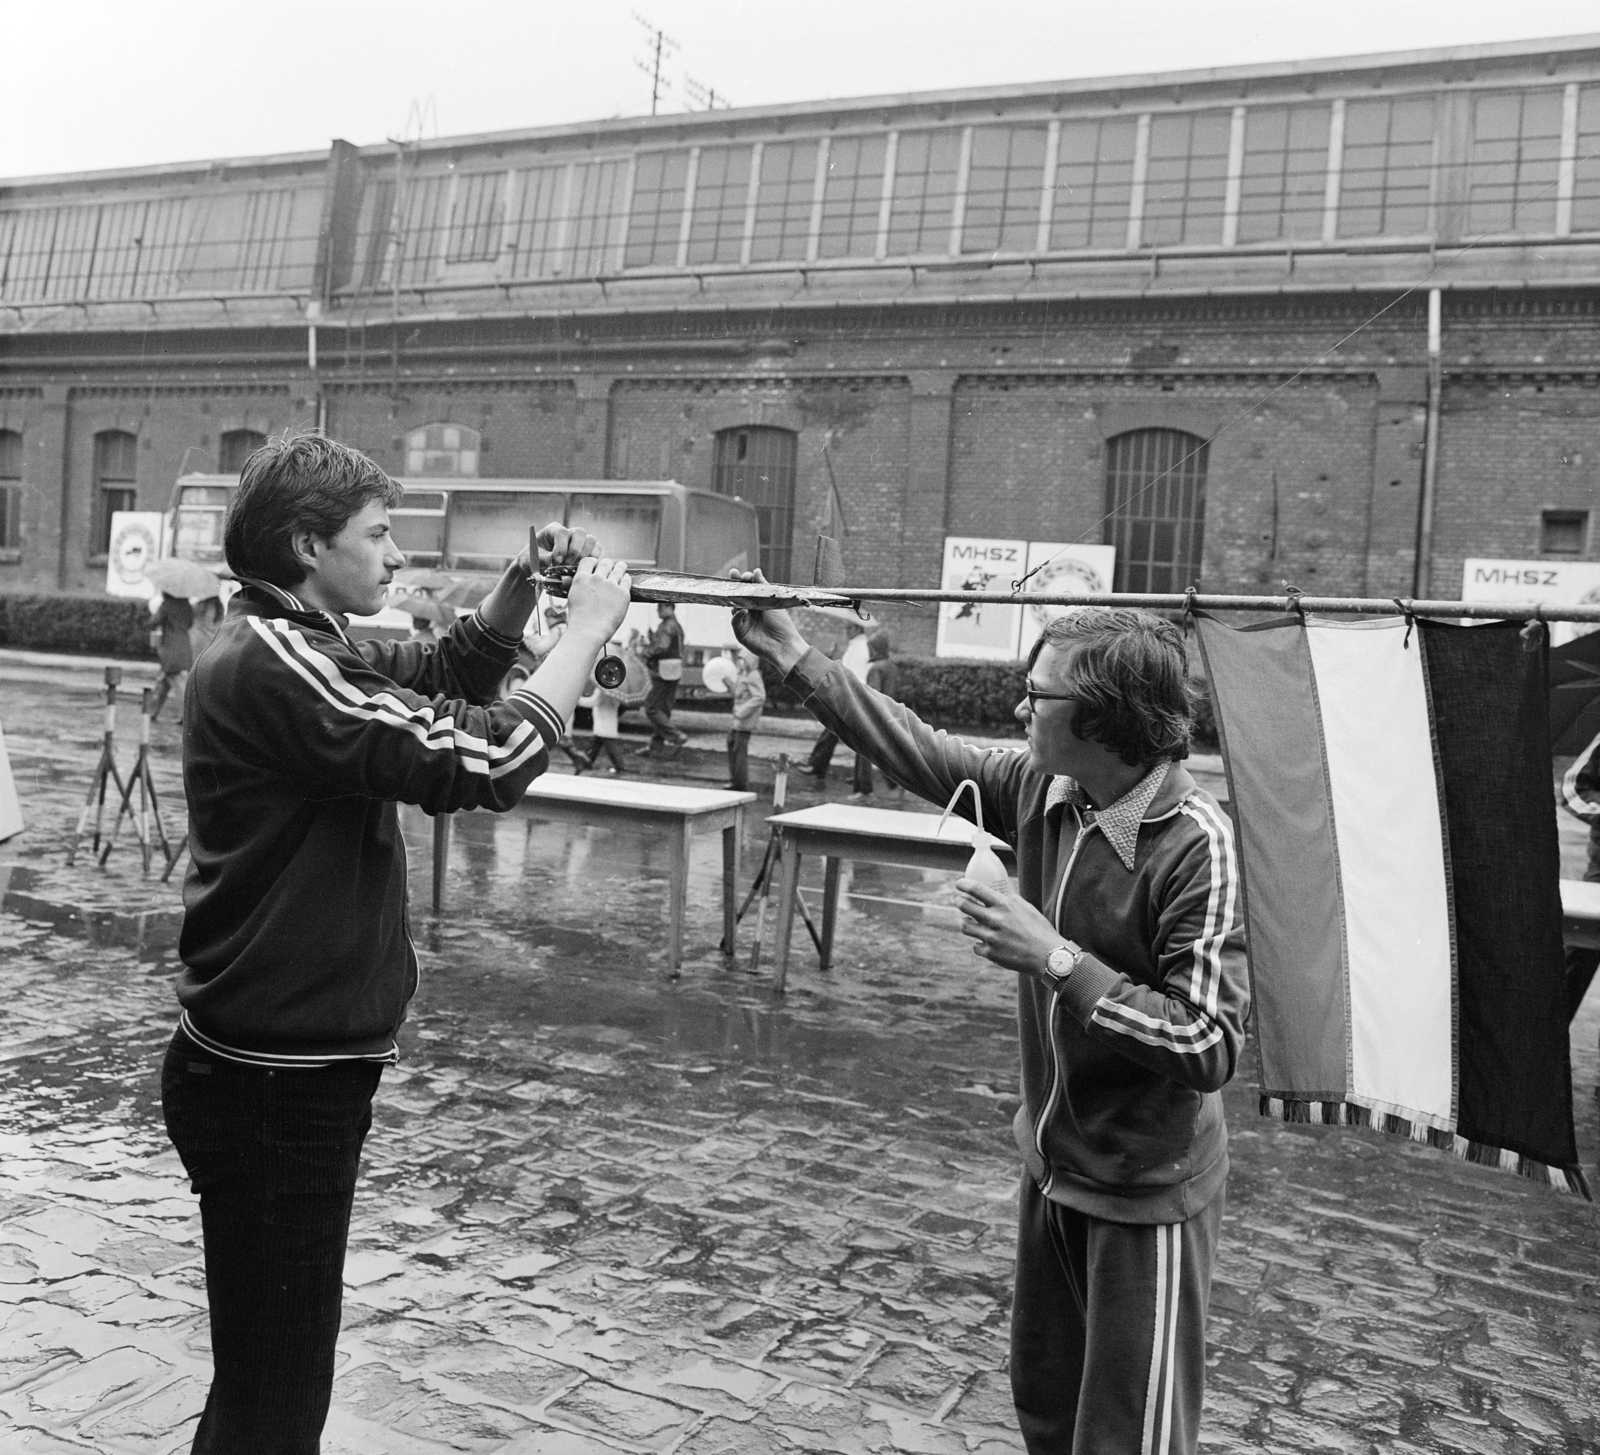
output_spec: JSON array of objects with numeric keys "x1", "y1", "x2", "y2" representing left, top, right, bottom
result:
[{"x1": 1044, "y1": 941, "x2": 1085, "y2": 984}]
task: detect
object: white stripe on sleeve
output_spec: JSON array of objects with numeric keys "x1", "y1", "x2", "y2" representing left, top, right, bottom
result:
[{"x1": 251, "y1": 617, "x2": 546, "y2": 780}]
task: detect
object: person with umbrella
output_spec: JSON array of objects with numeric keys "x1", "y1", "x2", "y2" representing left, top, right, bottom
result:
[
  {"x1": 143, "y1": 558, "x2": 221, "y2": 721},
  {"x1": 148, "y1": 590, "x2": 195, "y2": 721}
]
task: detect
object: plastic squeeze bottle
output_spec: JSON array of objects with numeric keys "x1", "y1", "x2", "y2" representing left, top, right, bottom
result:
[{"x1": 939, "y1": 779, "x2": 1010, "y2": 892}]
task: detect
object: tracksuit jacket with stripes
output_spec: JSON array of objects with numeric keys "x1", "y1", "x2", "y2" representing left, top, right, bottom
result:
[
  {"x1": 787, "y1": 648, "x2": 1249, "y2": 1224},
  {"x1": 175, "y1": 581, "x2": 565, "y2": 1066}
]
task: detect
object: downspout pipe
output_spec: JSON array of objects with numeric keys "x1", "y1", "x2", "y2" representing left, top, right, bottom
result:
[{"x1": 1413, "y1": 288, "x2": 1442, "y2": 597}]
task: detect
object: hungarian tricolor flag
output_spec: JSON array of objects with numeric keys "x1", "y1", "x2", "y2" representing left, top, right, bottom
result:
[{"x1": 1196, "y1": 613, "x2": 1588, "y2": 1197}]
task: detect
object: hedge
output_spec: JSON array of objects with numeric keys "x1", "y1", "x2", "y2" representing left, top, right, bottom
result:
[{"x1": 0, "y1": 594, "x2": 156, "y2": 659}]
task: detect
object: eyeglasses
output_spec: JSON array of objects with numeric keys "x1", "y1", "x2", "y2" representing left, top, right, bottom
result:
[{"x1": 1022, "y1": 684, "x2": 1080, "y2": 710}]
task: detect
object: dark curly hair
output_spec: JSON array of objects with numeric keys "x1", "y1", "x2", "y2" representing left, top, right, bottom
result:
[
  {"x1": 1030, "y1": 607, "x2": 1194, "y2": 766},
  {"x1": 224, "y1": 433, "x2": 401, "y2": 587}
]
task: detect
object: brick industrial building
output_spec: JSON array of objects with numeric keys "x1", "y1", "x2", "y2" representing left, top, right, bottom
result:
[{"x1": 3, "y1": 34, "x2": 1600, "y2": 651}]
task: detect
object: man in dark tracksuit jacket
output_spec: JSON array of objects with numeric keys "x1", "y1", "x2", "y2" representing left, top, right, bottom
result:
[
  {"x1": 163, "y1": 434, "x2": 631, "y2": 1454},
  {"x1": 734, "y1": 591, "x2": 1247, "y2": 1455},
  {"x1": 1562, "y1": 732, "x2": 1600, "y2": 1021}
]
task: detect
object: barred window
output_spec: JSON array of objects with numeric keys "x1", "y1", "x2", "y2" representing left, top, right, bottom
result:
[
  {"x1": 564, "y1": 159, "x2": 630, "y2": 276},
  {"x1": 1464, "y1": 90, "x2": 1564, "y2": 236},
  {"x1": 393, "y1": 173, "x2": 452, "y2": 285},
  {"x1": 962, "y1": 125, "x2": 1048, "y2": 254},
  {"x1": 93, "y1": 430, "x2": 139, "y2": 556},
  {"x1": 1338, "y1": 97, "x2": 1436, "y2": 238},
  {"x1": 713, "y1": 427, "x2": 797, "y2": 582},
  {"x1": 818, "y1": 134, "x2": 887, "y2": 259},
  {"x1": 0, "y1": 429, "x2": 20, "y2": 551},
  {"x1": 405, "y1": 424, "x2": 480, "y2": 477},
  {"x1": 886, "y1": 129, "x2": 962, "y2": 256},
  {"x1": 624, "y1": 150, "x2": 690, "y2": 267},
  {"x1": 688, "y1": 145, "x2": 753, "y2": 265},
  {"x1": 1576, "y1": 86, "x2": 1600, "y2": 234},
  {"x1": 357, "y1": 178, "x2": 396, "y2": 287},
  {"x1": 1050, "y1": 117, "x2": 1138, "y2": 250},
  {"x1": 446, "y1": 173, "x2": 506, "y2": 263},
  {"x1": 750, "y1": 140, "x2": 819, "y2": 263},
  {"x1": 1104, "y1": 428, "x2": 1207, "y2": 593},
  {"x1": 219, "y1": 429, "x2": 265, "y2": 474},
  {"x1": 1237, "y1": 104, "x2": 1331, "y2": 243},
  {"x1": 1142, "y1": 111, "x2": 1232, "y2": 247},
  {"x1": 508, "y1": 164, "x2": 567, "y2": 278}
]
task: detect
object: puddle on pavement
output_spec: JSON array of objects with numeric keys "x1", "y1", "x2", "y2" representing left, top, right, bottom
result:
[{"x1": 0, "y1": 864, "x2": 182, "y2": 962}]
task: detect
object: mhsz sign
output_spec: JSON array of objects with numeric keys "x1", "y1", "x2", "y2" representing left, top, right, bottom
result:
[
  {"x1": 1462, "y1": 559, "x2": 1600, "y2": 645},
  {"x1": 935, "y1": 538, "x2": 1116, "y2": 660}
]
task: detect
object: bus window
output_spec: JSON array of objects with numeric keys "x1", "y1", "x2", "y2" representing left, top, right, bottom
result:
[
  {"x1": 569, "y1": 494, "x2": 661, "y2": 566},
  {"x1": 685, "y1": 494, "x2": 758, "y2": 577},
  {"x1": 173, "y1": 485, "x2": 232, "y2": 564},
  {"x1": 390, "y1": 490, "x2": 446, "y2": 566},
  {"x1": 445, "y1": 491, "x2": 566, "y2": 571}
]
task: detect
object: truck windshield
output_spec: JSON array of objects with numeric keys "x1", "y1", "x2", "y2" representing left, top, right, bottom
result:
[
  {"x1": 445, "y1": 491, "x2": 566, "y2": 571},
  {"x1": 568, "y1": 494, "x2": 661, "y2": 566},
  {"x1": 173, "y1": 485, "x2": 232, "y2": 564},
  {"x1": 685, "y1": 494, "x2": 758, "y2": 577},
  {"x1": 390, "y1": 490, "x2": 446, "y2": 566}
]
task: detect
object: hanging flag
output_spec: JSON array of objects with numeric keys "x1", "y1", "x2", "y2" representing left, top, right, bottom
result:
[{"x1": 1195, "y1": 612, "x2": 1588, "y2": 1197}]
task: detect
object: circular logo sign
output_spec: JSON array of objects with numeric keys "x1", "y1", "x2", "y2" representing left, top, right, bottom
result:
[{"x1": 110, "y1": 520, "x2": 159, "y2": 588}]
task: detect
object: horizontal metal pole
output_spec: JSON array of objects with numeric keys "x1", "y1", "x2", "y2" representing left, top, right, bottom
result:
[{"x1": 826, "y1": 588, "x2": 1600, "y2": 624}]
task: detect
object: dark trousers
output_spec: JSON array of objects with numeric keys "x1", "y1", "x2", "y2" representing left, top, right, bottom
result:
[
  {"x1": 1569, "y1": 947, "x2": 1600, "y2": 1021},
  {"x1": 161, "y1": 1028, "x2": 382, "y2": 1454},
  {"x1": 852, "y1": 750, "x2": 875, "y2": 796},
  {"x1": 581, "y1": 736, "x2": 627, "y2": 772},
  {"x1": 727, "y1": 729, "x2": 751, "y2": 789},
  {"x1": 807, "y1": 729, "x2": 838, "y2": 779},
  {"x1": 151, "y1": 669, "x2": 185, "y2": 721},
  {"x1": 1570, "y1": 824, "x2": 1600, "y2": 1023},
  {"x1": 1010, "y1": 1172, "x2": 1223, "y2": 1455},
  {"x1": 645, "y1": 677, "x2": 685, "y2": 747}
]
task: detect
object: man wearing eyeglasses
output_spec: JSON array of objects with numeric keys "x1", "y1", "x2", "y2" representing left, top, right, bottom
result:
[{"x1": 732, "y1": 584, "x2": 1247, "y2": 1455}]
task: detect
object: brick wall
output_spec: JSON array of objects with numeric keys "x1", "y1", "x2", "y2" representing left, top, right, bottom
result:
[{"x1": 2, "y1": 294, "x2": 1598, "y2": 618}]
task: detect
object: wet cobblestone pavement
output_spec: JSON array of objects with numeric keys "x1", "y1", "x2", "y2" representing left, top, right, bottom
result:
[{"x1": 2, "y1": 658, "x2": 1599, "y2": 1454}]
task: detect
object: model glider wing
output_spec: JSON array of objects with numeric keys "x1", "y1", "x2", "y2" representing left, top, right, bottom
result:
[{"x1": 538, "y1": 567, "x2": 856, "y2": 612}]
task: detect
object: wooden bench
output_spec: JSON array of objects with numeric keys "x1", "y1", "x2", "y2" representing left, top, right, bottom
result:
[
  {"x1": 430, "y1": 777, "x2": 756, "y2": 973},
  {"x1": 764, "y1": 802, "x2": 1014, "y2": 992}
]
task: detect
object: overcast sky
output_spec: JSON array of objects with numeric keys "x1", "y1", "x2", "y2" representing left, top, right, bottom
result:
[{"x1": 4, "y1": 0, "x2": 1599, "y2": 180}]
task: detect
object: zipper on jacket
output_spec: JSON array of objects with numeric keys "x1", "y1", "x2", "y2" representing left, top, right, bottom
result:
[{"x1": 1034, "y1": 815, "x2": 1092, "y2": 1195}]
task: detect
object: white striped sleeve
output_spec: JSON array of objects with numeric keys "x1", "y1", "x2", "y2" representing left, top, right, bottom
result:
[
  {"x1": 1562, "y1": 732, "x2": 1600, "y2": 821},
  {"x1": 252, "y1": 617, "x2": 548, "y2": 782}
]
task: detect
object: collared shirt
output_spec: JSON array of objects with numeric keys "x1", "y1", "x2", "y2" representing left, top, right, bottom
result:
[{"x1": 1045, "y1": 760, "x2": 1171, "y2": 872}]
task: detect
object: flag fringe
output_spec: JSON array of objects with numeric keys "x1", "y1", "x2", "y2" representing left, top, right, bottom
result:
[{"x1": 1258, "y1": 1095, "x2": 1592, "y2": 1200}]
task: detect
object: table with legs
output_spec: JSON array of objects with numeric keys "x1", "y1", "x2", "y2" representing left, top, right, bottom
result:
[
  {"x1": 429, "y1": 778, "x2": 755, "y2": 972},
  {"x1": 763, "y1": 803, "x2": 1015, "y2": 992}
]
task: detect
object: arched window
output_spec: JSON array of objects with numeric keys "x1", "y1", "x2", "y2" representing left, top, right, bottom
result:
[
  {"x1": 712, "y1": 426, "x2": 797, "y2": 582},
  {"x1": 0, "y1": 430, "x2": 20, "y2": 550},
  {"x1": 1104, "y1": 428, "x2": 1208, "y2": 593},
  {"x1": 93, "y1": 430, "x2": 139, "y2": 556},
  {"x1": 404, "y1": 423, "x2": 480, "y2": 477},
  {"x1": 219, "y1": 428, "x2": 267, "y2": 474}
]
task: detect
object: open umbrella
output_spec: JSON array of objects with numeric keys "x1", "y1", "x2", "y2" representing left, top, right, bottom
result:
[
  {"x1": 145, "y1": 557, "x2": 222, "y2": 599},
  {"x1": 1548, "y1": 626, "x2": 1600, "y2": 756}
]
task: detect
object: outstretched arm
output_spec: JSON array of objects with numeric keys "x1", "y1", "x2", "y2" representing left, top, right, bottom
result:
[{"x1": 730, "y1": 571, "x2": 1029, "y2": 841}]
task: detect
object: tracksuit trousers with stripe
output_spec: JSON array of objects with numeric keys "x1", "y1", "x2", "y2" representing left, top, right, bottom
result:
[{"x1": 1011, "y1": 1173, "x2": 1224, "y2": 1455}]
